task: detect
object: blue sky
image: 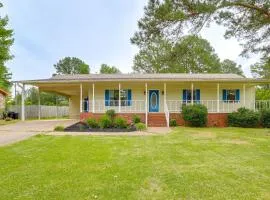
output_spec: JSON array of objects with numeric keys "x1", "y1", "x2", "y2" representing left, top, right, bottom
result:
[{"x1": 2, "y1": 0, "x2": 259, "y2": 81}]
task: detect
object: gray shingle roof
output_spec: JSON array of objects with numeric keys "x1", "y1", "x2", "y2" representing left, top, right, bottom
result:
[
  {"x1": 14, "y1": 73, "x2": 270, "y2": 84},
  {"x1": 50, "y1": 73, "x2": 243, "y2": 81}
]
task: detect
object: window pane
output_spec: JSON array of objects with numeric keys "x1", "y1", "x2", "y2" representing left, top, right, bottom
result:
[
  {"x1": 121, "y1": 89, "x2": 128, "y2": 106},
  {"x1": 185, "y1": 90, "x2": 197, "y2": 101},
  {"x1": 227, "y1": 90, "x2": 236, "y2": 101}
]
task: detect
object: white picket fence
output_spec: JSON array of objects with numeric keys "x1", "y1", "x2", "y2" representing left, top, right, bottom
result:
[{"x1": 8, "y1": 105, "x2": 69, "y2": 119}]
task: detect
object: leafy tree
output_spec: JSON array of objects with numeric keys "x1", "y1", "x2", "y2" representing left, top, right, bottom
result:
[
  {"x1": 100, "y1": 64, "x2": 121, "y2": 74},
  {"x1": 10, "y1": 88, "x2": 68, "y2": 106},
  {"x1": 251, "y1": 58, "x2": 270, "y2": 79},
  {"x1": 54, "y1": 57, "x2": 90, "y2": 75},
  {"x1": 131, "y1": 0, "x2": 270, "y2": 59},
  {"x1": 133, "y1": 37, "x2": 172, "y2": 73},
  {"x1": 251, "y1": 58, "x2": 270, "y2": 89},
  {"x1": 220, "y1": 59, "x2": 244, "y2": 77},
  {"x1": 0, "y1": 2, "x2": 14, "y2": 90},
  {"x1": 255, "y1": 88, "x2": 270, "y2": 100},
  {"x1": 134, "y1": 35, "x2": 245, "y2": 74}
]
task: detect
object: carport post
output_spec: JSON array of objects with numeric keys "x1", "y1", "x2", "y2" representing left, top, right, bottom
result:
[
  {"x1": 21, "y1": 84, "x2": 25, "y2": 121},
  {"x1": 38, "y1": 87, "x2": 41, "y2": 120}
]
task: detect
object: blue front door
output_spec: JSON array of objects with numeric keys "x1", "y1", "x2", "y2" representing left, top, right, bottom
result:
[{"x1": 149, "y1": 90, "x2": 159, "y2": 112}]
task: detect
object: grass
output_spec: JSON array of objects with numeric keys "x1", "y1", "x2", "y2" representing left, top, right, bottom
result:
[
  {"x1": 0, "y1": 119, "x2": 19, "y2": 126},
  {"x1": 1, "y1": 127, "x2": 270, "y2": 199}
]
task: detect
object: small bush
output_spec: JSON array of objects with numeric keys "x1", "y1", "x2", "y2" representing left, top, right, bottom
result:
[
  {"x1": 106, "y1": 109, "x2": 116, "y2": 121},
  {"x1": 228, "y1": 107, "x2": 259, "y2": 128},
  {"x1": 99, "y1": 115, "x2": 113, "y2": 129},
  {"x1": 135, "y1": 123, "x2": 147, "y2": 131},
  {"x1": 182, "y1": 104, "x2": 208, "y2": 127},
  {"x1": 169, "y1": 119, "x2": 177, "y2": 127},
  {"x1": 114, "y1": 117, "x2": 128, "y2": 129},
  {"x1": 260, "y1": 109, "x2": 270, "y2": 128},
  {"x1": 132, "y1": 114, "x2": 141, "y2": 124},
  {"x1": 85, "y1": 118, "x2": 99, "y2": 128},
  {"x1": 54, "y1": 125, "x2": 65, "y2": 131}
]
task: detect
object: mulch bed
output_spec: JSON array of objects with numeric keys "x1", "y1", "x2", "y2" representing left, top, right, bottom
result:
[{"x1": 64, "y1": 122, "x2": 137, "y2": 132}]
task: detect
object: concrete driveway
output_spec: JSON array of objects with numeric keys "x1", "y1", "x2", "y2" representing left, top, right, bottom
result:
[{"x1": 0, "y1": 119, "x2": 77, "y2": 146}]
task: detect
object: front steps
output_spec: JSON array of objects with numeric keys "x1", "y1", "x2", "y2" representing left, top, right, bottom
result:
[{"x1": 148, "y1": 113, "x2": 167, "y2": 127}]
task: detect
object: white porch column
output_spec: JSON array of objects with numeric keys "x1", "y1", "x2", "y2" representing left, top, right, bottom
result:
[
  {"x1": 243, "y1": 84, "x2": 246, "y2": 107},
  {"x1": 92, "y1": 83, "x2": 95, "y2": 113},
  {"x1": 164, "y1": 83, "x2": 167, "y2": 111},
  {"x1": 145, "y1": 83, "x2": 148, "y2": 127},
  {"x1": 217, "y1": 83, "x2": 220, "y2": 113},
  {"x1": 80, "y1": 84, "x2": 83, "y2": 113},
  {"x1": 38, "y1": 87, "x2": 41, "y2": 120},
  {"x1": 21, "y1": 84, "x2": 25, "y2": 121},
  {"x1": 118, "y1": 83, "x2": 121, "y2": 113},
  {"x1": 88, "y1": 86, "x2": 91, "y2": 112},
  {"x1": 191, "y1": 83, "x2": 194, "y2": 105}
]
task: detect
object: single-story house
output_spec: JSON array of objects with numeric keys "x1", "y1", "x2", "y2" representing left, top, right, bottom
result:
[
  {"x1": 0, "y1": 88, "x2": 8, "y2": 110},
  {"x1": 15, "y1": 73, "x2": 270, "y2": 127}
]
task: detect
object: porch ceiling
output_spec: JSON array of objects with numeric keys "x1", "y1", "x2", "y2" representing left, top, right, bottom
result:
[{"x1": 38, "y1": 83, "x2": 81, "y2": 97}]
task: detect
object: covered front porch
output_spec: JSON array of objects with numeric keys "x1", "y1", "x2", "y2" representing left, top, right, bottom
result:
[
  {"x1": 73, "y1": 81, "x2": 267, "y2": 127},
  {"x1": 16, "y1": 80, "x2": 270, "y2": 127}
]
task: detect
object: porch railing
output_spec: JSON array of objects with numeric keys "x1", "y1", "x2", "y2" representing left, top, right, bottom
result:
[
  {"x1": 84, "y1": 100, "x2": 146, "y2": 113},
  {"x1": 167, "y1": 100, "x2": 270, "y2": 113},
  {"x1": 82, "y1": 100, "x2": 270, "y2": 113}
]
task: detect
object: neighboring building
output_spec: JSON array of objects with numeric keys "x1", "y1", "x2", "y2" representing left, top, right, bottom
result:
[
  {"x1": 16, "y1": 73, "x2": 270, "y2": 127},
  {"x1": 0, "y1": 88, "x2": 8, "y2": 110}
]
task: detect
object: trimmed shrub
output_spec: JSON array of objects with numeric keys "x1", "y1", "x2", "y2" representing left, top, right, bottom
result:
[
  {"x1": 132, "y1": 114, "x2": 141, "y2": 124},
  {"x1": 169, "y1": 119, "x2": 177, "y2": 127},
  {"x1": 99, "y1": 115, "x2": 113, "y2": 129},
  {"x1": 260, "y1": 109, "x2": 270, "y2": 128},
  {"x1": 106, "y1": 109, "x2": 116, "y2": 121},
  {"x1": 228, "y1": 107, "x2": 259, "y2": 128},
  {"x1": 85, "y1": 118, "x2": 99, "y2": 128},
  {"x1": 54, "y1": 125, "x2": 65, "y2": 131},
  {"x1": 135, "y1": 123, "x2": 147, "y2": 131},
  {"x1": 182, "y1": 104, "x2": 208, "y2": 127},
  {"x1": 114, "y1": 117, "x2": 128, "y2": 129}
]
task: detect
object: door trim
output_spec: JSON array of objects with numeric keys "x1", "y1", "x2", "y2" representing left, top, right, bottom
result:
[{"x1": 148, "y1": 89, "x2": 160, "y2": 112}]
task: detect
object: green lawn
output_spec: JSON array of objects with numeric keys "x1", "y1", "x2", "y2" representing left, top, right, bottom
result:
[{"x1": 1, "y1": 128, "x2": 270, "y2": 199}]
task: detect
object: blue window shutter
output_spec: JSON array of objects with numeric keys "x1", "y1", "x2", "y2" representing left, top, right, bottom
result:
[
  {"x1": 236, "y1": 89, "x2": 240, "y2": 102},
  {"x1": 128, "y1": 89, "x2": 132, "y2": 106},
  {"x1": 222, "y1": 89, "x2": 227, "y2": 102},
  {"x1": 183, "y1": 89, "x2": 187, "y2": 102},
  {"x1": 105, "y1": 90, "x2": 109, "y2": 106},
  {"x1": 196, "y1": 89, "x2": 200, "y2": 103}
]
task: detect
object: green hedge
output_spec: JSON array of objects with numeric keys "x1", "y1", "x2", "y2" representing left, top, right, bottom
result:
[
  {"x1": 99, "y1": 115, "x2": 113, "y2": 129},
  {"x1": 260, "y1": 109, "x2": 270, "y2": 128},
  {"x1": 228, "y1": 108, "x2": 260, "y2": 128},
  {"x1": 114, "y1": 117, "x2": 128, "y2": 129},
  {"x1": 182, "y1": 104, "x2": 208, "y2": 127}
]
